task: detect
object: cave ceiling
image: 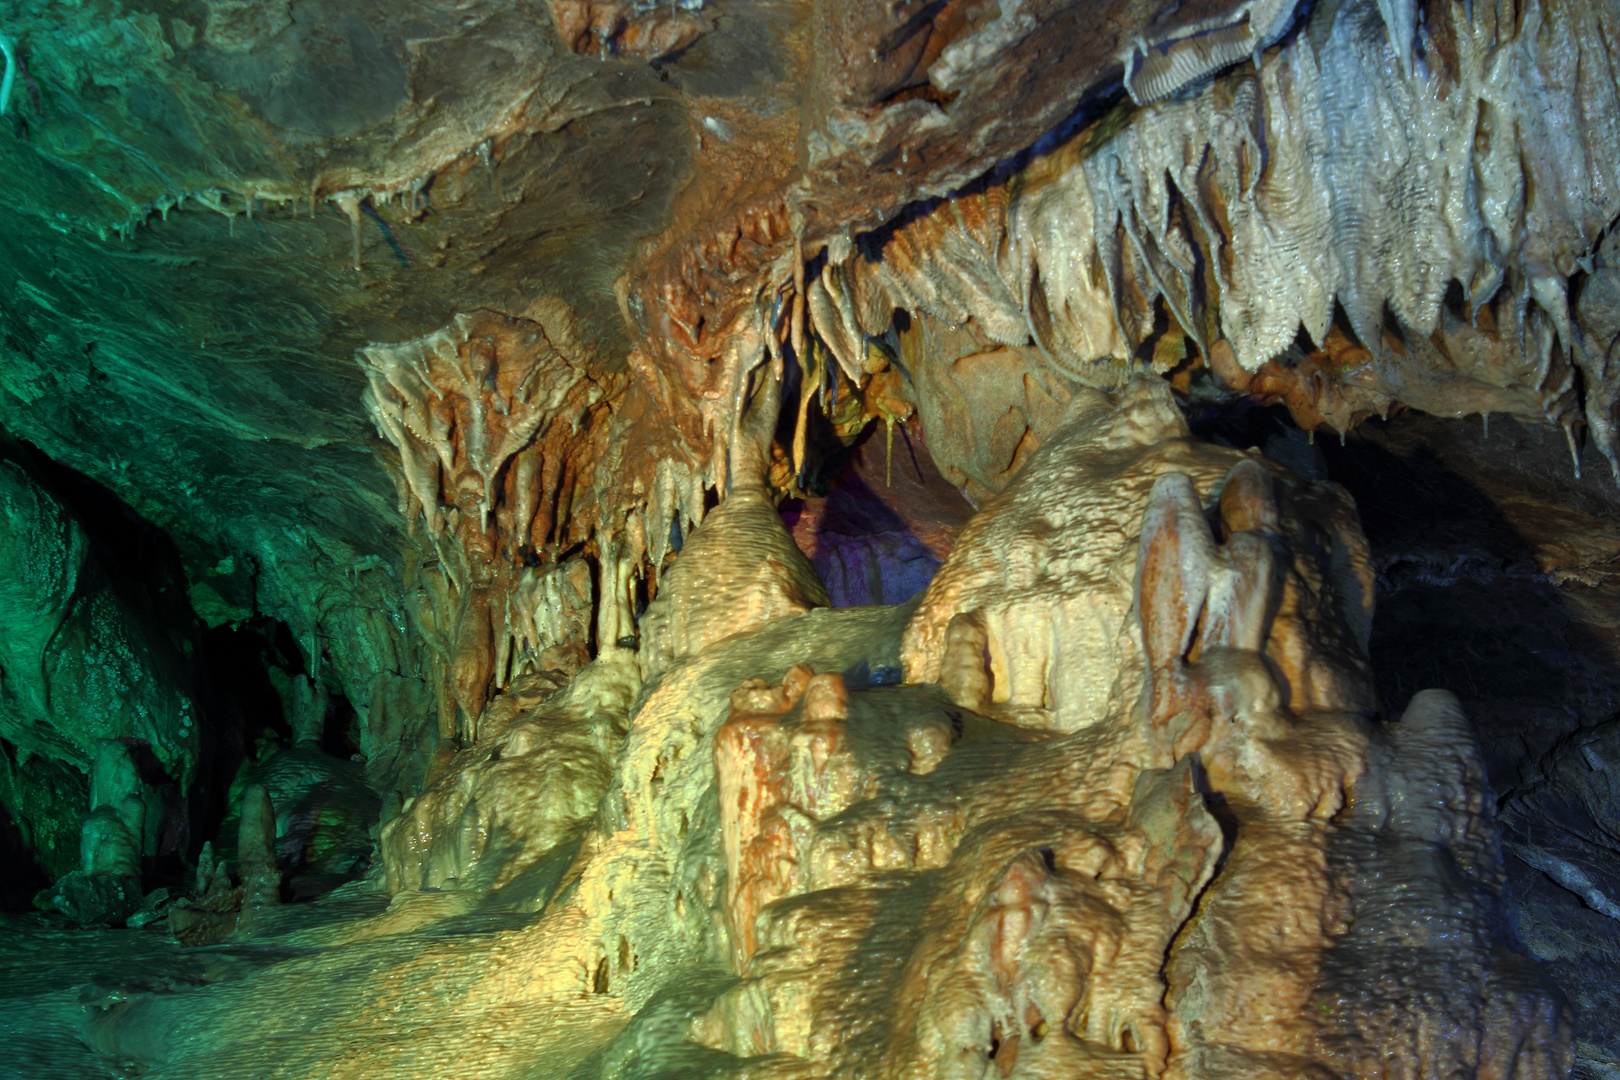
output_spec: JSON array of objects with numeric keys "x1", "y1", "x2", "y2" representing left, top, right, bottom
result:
[
  {"x1": 0, "y1": 0, "x2": 1280, "y2": 674},
  {"x1": 4, "y1": 0, "x2": 1616, "y2": 644}
]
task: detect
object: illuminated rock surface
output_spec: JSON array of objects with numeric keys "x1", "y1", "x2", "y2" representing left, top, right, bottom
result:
[{"x1": 0, "y1": 0, "x2": 1617, "y2": 1075}]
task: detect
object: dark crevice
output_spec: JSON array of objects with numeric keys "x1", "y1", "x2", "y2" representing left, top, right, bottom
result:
[{"x1": 0, "y1": 435, "x2": 317, "y2": 904}]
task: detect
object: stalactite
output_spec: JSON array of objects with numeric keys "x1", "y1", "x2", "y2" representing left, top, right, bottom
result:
[
  {"x1": 360, "y1": 312, "x2": 610, "y2": 741},
  {"x1": 775, "y1": 0, "x2": 1620, "y2": 478}
]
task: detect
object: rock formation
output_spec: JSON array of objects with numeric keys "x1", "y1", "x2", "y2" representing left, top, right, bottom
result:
[{"x1": 0, "y1": 0, "x2": 1616, "y2": 1074}]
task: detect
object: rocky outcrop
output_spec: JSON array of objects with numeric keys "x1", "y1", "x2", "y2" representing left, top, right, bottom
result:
[
  {"x1": 68, "y1": 373, "x2": 1569, "y2": 1080},
  {"x1": 379, "y1": 654, "x2": 638, "y2": 895},
  {"x1": 0, "y1": 461, "x2": 197, "y2": 781}
]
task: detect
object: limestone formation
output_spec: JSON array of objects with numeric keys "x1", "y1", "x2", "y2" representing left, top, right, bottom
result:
[
  {"x1": 805, "y1": 0, "x2": 1620, "y2": 477},
  {"x1": 380, "y1": 654, "x2": 638, "y2": 894},
  {"x1": 0, "y1": 0, "x2": 1616, "y2": 1074},
  {"x1": 235, "y1": 783, "x2": 281, "y2": 933},
  {"x1": 37, "y1": 740, "x2": 146, "y2": 925},
  {"x1": 0, "y1": 462, "x2": 197, "y2": 784},
  {"x1": 83, "y1": 739, "x2": 145, "y2": 879},
  {"x1": 638, "y1": 479, "x2": 831, "y2": 682}
]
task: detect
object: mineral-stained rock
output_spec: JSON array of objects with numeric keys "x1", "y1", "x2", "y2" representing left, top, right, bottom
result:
[
  {"x1": 703, "y1": 665, "x2": 1223, "y2": 1076},
  {"x1": 903, "y1": 376, "x2": 1375, "y2": 732},
  {"x1": 638, "y1": 477, "x2": 831, "y2": 682},
  {"x1": 62, "y1": 375, "x2": 1571, "y2": 1079},
  {"x1": 907, "y1": 329, "x2": 1077, "y2": 505},
  {"x1": 380, "y1": 654, "x2": 639, "y2": 895},
  {"x1": 0, "y1": 0, "x2": 1615, "y2": 1069},
  {"x1": 688, "y1": 378, "x2": 1554, "y2": 1078}
]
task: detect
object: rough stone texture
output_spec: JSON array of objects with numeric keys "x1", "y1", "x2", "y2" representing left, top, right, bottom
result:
[
  {"x1": 1306, "y1": 410, "x2": 1620, "y2": 1078},
  {"x1": 778, "y1": 413, "x2": 976, "y2": 609},
  {"x1": 35, "y1": 871, "x2": 143, "y2": 928},
  {"x1": 0, "y1": 0, "x2": 1615, "y2": 836},
  {"x1": 0, "y1": 0, "x2": 1616, "y2": 1072},
  {"x1": 639, "y1": 477, "x2": 831, "y2": 682},
  {"x1": 903, "y1": 377, "x2": 1374, "y2": 733},
  {"x1": 380, "y1": 655, "x2": 637, "y2": 895},
  {"x1": 14, "y1": 373, "x2": 1558, "y2": 1080},
  {"x1": 1501, "y1": 721, "x2": 1620, "y2": 1079},
  {"x1": 807, "y1": 0, "x2": 1620, "y2": 477},
  {"x1": 0, "y1": 462, "x2": 197, "y2": 780}
]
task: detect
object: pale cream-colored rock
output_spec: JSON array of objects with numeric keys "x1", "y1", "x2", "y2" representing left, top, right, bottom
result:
[
  {"x1": 817, "y1": 0, "x2": 1620, "y2": 474},
  {"x1": 687, "y1": 377, "x2": 1557, "y2": 1080},
  {"x1": 380, "y1": 653, "x2": 640, "y2": 894},
  {"x1": 81, "y1": 396, "x2": 1567, "y2": 1080},
  {"x1": 1128, "y1": 461, "x2": 1369, "y2": 1078},
  {"x1": 1123, "y1": 433, "x2": 1564, "y2": 1080},
  {"x1": 83, "y1": 362, "x2": 1570, "y2": 1080},
  {"x1": 697, "y1": 666, "x2": 1223, "y2": 1077},
  {"x1": 638, "y1": 477, "x2": 831, "y2": 682},
  {"x1": 361, "y1": 313, "x2": 609, "y2": 740},
  {"x1": 903, "y1": 376, "x2": 1375, "y2": 733}
]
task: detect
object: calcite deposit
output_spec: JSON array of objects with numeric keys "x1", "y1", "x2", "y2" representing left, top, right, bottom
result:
[{"x1": 0, "y1": 0, "x2": 1617, "y2": 1074}]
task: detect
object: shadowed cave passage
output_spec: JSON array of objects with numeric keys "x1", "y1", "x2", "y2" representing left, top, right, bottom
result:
[
  {"x1": 779, "y1": 415, "x2": 977, "y2": 608},
  {"x1": 1197, "y1": 396, "x2": 1620, "y2": 1072},
  {"x1": 0, "y1": 439, "x2": 381, "y2": 915},
  {"x1": 1320, "y1": 413, "x2": 1620, "y2": 1075}
]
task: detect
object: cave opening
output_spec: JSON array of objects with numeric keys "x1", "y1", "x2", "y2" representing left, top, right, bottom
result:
[{"x1": 0, "y1": 434, "x2": 359, "y2": 909}]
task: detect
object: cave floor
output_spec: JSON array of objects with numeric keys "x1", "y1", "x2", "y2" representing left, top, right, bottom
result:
[{"x1": 0, "y1": 887, "x2": 394, "y2": 1080}]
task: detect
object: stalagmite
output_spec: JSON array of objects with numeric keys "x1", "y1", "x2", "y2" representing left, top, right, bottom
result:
[
  {"x1": 636, "y1": 376, "x2": 830, "y2": 680},
  {"x1": 81, "y1": 740, "x2": 143, "y2": 880},
  {"x1": 235, "y1": 784, "x2": 281, "y2": 934}
]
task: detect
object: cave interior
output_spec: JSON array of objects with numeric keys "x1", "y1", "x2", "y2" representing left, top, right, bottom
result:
[{"x1": 1, "y1": 0, "x2": 1619, "y2": 1077}]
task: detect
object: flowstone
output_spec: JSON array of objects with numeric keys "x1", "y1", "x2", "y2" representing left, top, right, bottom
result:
[{"x1": 71, "y1": 378, "x2": 1567, "y2": 1080}]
